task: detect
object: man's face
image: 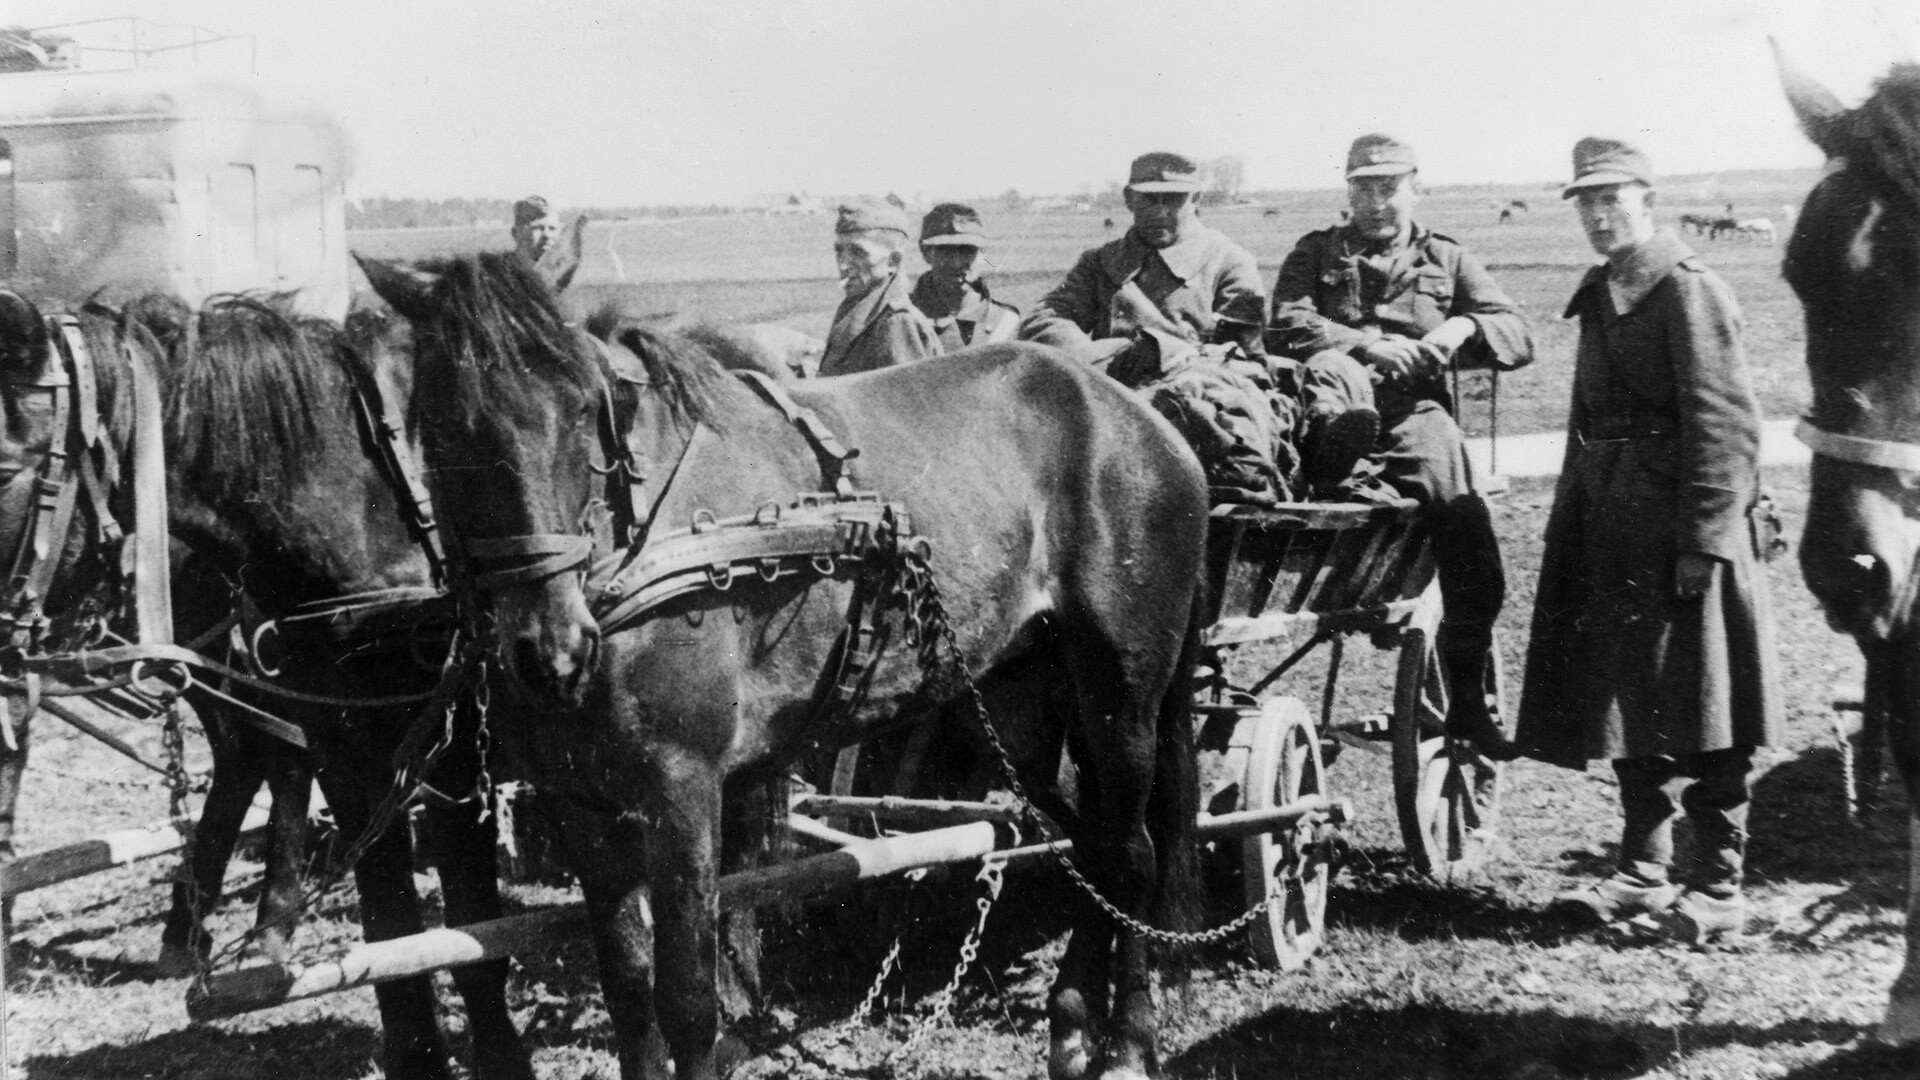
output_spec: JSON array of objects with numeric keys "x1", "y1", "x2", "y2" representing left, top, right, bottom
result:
[
  {"x1": 835, "y1": 235, "x2": 900, "y2": 296},
  {"x1": 921, "y1": 245, "x2": 982, "y2": 285},
  {"x1": 1574, "y1": 183, "x2": 1657, "y2": 259},
  {"x1": 1123, "y1": 189, "x2": 1198, "y2": 249},
  {"x1": 513, "y1": 214, "x2": 562, "y2": 261},
  {"x1": 1346, "y1": 173, "x2": 1419, "y2": 242}
]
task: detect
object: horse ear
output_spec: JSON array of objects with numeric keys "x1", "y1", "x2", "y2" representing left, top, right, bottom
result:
[
  {"x1": 540, "y1": 216, "x2": 588, "y2": 293},
  {"x1": 1772, "y1": 37, "x2": 1851, "y2": 158},
  {"x1": 353, "y1": 254, "x2": 440, "y2": 322},
  {"x1": 0, "y1": 290, "x2": 53, "y2": 381}
]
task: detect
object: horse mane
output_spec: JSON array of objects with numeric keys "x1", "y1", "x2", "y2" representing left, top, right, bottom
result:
[
  {"x1": 587, "y1": 314, "x2": 736, "y2": 436},
  {"x1": 129, "y1": 292, "x2": 353, "y2": 502},
  {"x1": 1849, "y1": 63, "x2": 1920, "y2": 210},
  {"x1": 402, "y1": 251, "x2": 598, "y2": 434}
]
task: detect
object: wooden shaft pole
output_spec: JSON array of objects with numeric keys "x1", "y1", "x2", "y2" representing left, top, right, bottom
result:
[{"x1": 2, "y1": 802, "x2": 271, "y2": 901}]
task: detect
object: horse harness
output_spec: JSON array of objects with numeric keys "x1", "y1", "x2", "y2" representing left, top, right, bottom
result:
[{"x1": 1795, "y1": 416, "x2": 1920, "y2": 633}]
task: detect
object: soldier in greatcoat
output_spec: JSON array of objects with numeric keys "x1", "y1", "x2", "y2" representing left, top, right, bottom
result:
[
  {"x1": 1518, "y1": 138, "x2": 1781, "y2": 943},
  {"x1": 818, "y1": 198, "x2": 942, "y2": 377},
  {"x1": 909, "y1": 203, "x2": 1019, "y2": 350},
  {"x1": 1268, "y1": 134, "x2": 1535, "y2": 758}
]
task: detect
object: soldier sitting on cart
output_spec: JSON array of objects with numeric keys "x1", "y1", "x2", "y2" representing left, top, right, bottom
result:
[
  {"x1": 1020, "y1": 151, "x2": 1377, "y2": 503},
  {"x1": 1267, "y1": 133, "x2": 1535, "y2": 760}
]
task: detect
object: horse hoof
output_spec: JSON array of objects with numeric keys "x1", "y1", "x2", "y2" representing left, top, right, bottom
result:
[
  {"x1": 1048, "y1": 1032, "x2": 1091, "y2": 1080},
  {"x1": 1879, "y1": 993, "x2": 1920, "y2": 1045},
  {"x1": 153, "y1": 943, "x2": 204, "y2": 979}
]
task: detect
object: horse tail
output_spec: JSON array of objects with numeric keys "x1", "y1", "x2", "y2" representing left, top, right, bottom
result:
[{"x1": 1148, "y1": 572, "x2": 1207, "y2": 950}]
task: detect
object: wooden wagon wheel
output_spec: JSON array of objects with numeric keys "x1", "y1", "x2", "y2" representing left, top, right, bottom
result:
[
  {"x1": 1231, "y1": 696, "x2": 1330, "y2": 970},
  {"x1": 1391, "y1": 588, "x2": 1506, "y2": 882}
]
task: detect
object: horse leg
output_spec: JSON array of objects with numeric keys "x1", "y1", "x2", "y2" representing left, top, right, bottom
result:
[
  {"x1": 1881, "y1": 632, "x2": 1920, "y2": 1045},
  {"x1": 158, "y1": 703, "x2": 267, "y2": 974},
  {"x1": 249, "y1": 734, "x2": 311, "y2": 966},
  {"x1": 556, "y1": 799, "x2": 671, "y2": 1080},
  {"x1": 321, "y1": 769, "x2": 455, "y2": 1080},
  {"x1": 424, "y1": 789, "x2": 533, "y2": 1080},
  {"x1": 646, "y1": 754, "x2": 726, "y2": 1080}
]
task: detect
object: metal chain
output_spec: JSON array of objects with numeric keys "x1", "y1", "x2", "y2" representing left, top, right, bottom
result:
[
  {"x1": 888, "y1": 859, "x2": 1004, "y2": 1066},
  {"x1": 898, "y1": 547, "x2": 1281, "y2": 947},
  {"x1": 844, "y1": 934, "x2": 903, "y2": 1026}
]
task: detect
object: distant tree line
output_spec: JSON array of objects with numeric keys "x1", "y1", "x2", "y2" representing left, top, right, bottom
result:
[{"x1": 346, "y1": 197, "x2": 746, "y2": 230}]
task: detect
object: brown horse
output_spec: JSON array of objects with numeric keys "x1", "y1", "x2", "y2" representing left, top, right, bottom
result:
[
  {"x1": 357, "y1": 250, "x2": 1210, "y2": 1080},
  {"x1": 1777, "y1": 49, "x2": 1920, "y2": 1044}
]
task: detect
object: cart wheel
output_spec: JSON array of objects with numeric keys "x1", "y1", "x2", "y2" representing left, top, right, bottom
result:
[
  {"x1": 1391, "y1": 622, "x2": 1506, "y2": 882},
  {"x1": 1232, "y1": 696, "x2": 1330, "y2": 971}
]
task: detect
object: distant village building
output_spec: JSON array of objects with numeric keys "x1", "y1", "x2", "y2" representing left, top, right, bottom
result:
[{"x1": 744, "y1": 193, "x2": 826, "y2": 215}]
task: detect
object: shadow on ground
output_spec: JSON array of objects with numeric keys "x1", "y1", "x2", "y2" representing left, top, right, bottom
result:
[
  {"x1": 25, "y1": 1018, "x2": 380, "y2": 1080},
  {"x1": 1170, "y1": 998, "x2": 1906, "y2": 1080}
]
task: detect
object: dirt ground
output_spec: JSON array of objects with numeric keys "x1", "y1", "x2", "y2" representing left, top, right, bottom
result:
[{"x1": 4, "y1": 464, "x2": 1915, "y2": 1080}]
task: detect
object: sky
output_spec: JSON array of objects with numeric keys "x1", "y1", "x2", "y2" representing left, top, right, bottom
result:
[{"x1": 10, "y1": 0, "x2": 1920, "y2": 206}]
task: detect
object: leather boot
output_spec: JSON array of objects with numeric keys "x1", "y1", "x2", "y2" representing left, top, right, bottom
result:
[
  {"x1": 1303, "y1": 403, "x2": 1379, "y2": 497},
  {"x1": 1438, "y1": 625, "x2": 1518, "y2": 761}
]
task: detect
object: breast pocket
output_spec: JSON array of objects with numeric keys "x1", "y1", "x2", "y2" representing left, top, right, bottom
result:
[
  {"x1": 1411, "y1": 270, "x2": 1454, "y2": 321},
  {"x1": 1322, "y1": 268, "x2": 1363, "y2": 324}
]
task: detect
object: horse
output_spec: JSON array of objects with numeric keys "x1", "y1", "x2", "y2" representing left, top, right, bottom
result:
[
  {"x1": 1776, "y1": 47, "x2": 1920, "y2": 1045},
  {"x1": 1735, "y1": 218, "x2": 1777, "y2": 244},
  {"x1": 1679, "y1": 212, "x2": 1717, "y2": 235},
  {"x1": 0, "y1": 291, "x2": 536, "y2": 1079},
  {"x1": 355, "y1": 249, "x2": 1211, "y2": 1080},
  {"x1": 1708, "y1": 216, "x2": 1742, "y2": 240}
]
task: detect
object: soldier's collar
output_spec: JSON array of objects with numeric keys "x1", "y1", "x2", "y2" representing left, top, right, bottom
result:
[
  {"x1": 1338, "y1": 221, "x2": 1427, "y2": 259},
  {"x1": 1605, "y1": 229, "x2": 1691, "y2": 314},
  {"x1": 1121, "y1": 224, "x2": 1215, "y2": 281}
]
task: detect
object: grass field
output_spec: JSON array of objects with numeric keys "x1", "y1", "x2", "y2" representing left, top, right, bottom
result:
[{"x1": 8, "y1": 174, "x2": 1916, "y2": 1080}]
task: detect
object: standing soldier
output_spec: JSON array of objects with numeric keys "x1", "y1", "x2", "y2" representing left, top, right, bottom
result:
[
  {"x1": 819, "y1": 197, "x2": 942, "y2": 377},
  {"x1": 1019, "y1": 152, "x2": 1267, "y2": 365},
  {"x1": 910, "y1": 203, "x2": 1020, "y2": 350},
  {"x1": 1519, "y1": 138, "x2": 1781, "y2": 943},
  {"x1": 511, "y1": 195, "x2": 563, "y2": 263},
  {"x1": 1268, "y1": 133, "x2": 1534, "y2": 758}
]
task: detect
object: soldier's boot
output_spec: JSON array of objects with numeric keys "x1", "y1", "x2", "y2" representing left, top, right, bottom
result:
[
  {"x1": 1438, "y1": 622, "x2": 1518, "y2": 762},
  {"x1": 1553, "y1": 757, "x2": 1680, "y2": 924},
  {"x1": 1302, "y1": 403, "x2": 1380, "y2": 497},
  {"x1": 1433, "y1": 494, "x2": 1517, "y2": 760},
  {"x1": 1658, "y1": 750, "x2": 1754, "y2": 945}
]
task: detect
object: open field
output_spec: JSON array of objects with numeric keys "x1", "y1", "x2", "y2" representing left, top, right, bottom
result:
[{"x1": 8, "y1": 175, "x2": 1916, "y2": 1080}]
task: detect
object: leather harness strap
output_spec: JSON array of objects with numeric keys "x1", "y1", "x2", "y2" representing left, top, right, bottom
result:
[
  {"x1": 1795, "y1": 416, "x2": 1920, "y2": 472},
  {"x1": 735, "y1": 370, "x2": 861, "y2": 499},
  {"x1": 344, "y1": 363, "x2": 449, "y2": 590}
]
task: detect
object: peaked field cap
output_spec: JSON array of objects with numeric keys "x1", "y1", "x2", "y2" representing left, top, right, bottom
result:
[
  {"x1": 1563, "y1": 137, "x2": 1654, "y2": 197},
  {"x1": 1126, "y1": 152, "x2": 1202, "y2": 192},
  {"x1": 513, "y1": 195, "x2": 553, "y2": 226},
  {"x1": 836, "y1": 197, "x2": 911, "y2": 238},
  {"x1": 920, "y1": 203, "x2": 988, "y2": 247},
  {"x1": 1346, "y1": 134, "x2": 1418, "y2": 178}
]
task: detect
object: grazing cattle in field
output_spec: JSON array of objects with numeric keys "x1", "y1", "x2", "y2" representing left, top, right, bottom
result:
[
  {"x1": 1708, "y1": 216, "x2": 1741, "y2": 239},
  {"x1": 1262, "y1": 207, "x2": 1280, "y2": 218},
  {"x1": 1498, "y1": 206, "x2": 1514, "y2": 224},
  {"x1": 1777, "y1": 41, "x2": 1920, "y2": 1046},
  {"x1": 1679, "y1": 212, "x2": 1716, "y2": 235},
  {"x1": 1736, "y1": 218, "x2": 1777, "y2": 243}
]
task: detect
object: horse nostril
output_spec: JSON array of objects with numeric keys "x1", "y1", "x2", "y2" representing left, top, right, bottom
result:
[{"x1": 579, "y1": 628, "x2": 601, "y2": 675}]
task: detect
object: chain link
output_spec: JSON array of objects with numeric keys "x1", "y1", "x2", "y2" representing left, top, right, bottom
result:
[
  {"x1": 843, "y1": 934, "x2": 903, "y2": 1026},
  {"x1": 896, "y1": 547, "x2": 1283, "y2": 948},
  {"x1": 886, "y1": 859, "x2": 1004, "y2": 1067}
]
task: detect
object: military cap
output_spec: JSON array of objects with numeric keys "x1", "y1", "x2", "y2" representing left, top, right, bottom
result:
[
  {"x1": 836, "y1": 197, "x2": 911, "y2": 239},
  {"x1": 513, "y1": 195, "x2": 554, "y2": 227},
  {"x1": 919, "y1": 203, "x2": 988, "y2": 248},
  {"x1": 1126, "y1": 152, "x2": 1202, "y2": 193},
  {"x1": 1563, "y1": 137, "x2": 1654, "y2": 197},
  {"x1": 1345, "y1": 134, "x2": 1418, "y2": 178}
]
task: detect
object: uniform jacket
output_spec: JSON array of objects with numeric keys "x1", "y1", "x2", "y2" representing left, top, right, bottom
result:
[
  {"x1": 819, "y1": 271, "x2": 942, "y2": 377},
  {"x1": 1019, "y1": 225, "x2": 1266, "y2": 353},
  {"x1": 1516, "y1": 230, "x2": 1781, "y2": 768},
  {"x1": 1268, "y1": 222, "x2": 1533, "y2": 379},
  {"x1": 908, "y1": 276, "x2": 1020, "y2": 351}
]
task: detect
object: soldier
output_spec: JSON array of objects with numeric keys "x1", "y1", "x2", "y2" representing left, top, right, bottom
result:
[
  {"x1": 1519, "y1": 139, "x2": 1781, "y2": 943},
  {"x1": 1268, "y1": 133, "x2": 1535, "y2": 758},
  {"x1": 1020, "y1": 152, "x2": 1267, "y2": 364},
  {"x1": 909, "y1": 203, "x2": 1019, "y2": 349},
  {"x1": 511, "y1": 195, "x2": 562, "y2": 263},
  {"x1": 819, "y1": 197, "x2": 942, "y2": 377}
]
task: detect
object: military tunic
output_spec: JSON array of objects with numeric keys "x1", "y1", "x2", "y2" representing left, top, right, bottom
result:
[
  {"x1": 1019, "y1": 225, "x2": 1266, "y2": 353},
  {"x1": 1516, "y1": 230, "x2": 1781, "y2": 768},
  {"x1": 819, "y1": 271, "x2": 942, "y2": 377},
  {"x1": 908, "y1": 276, "x2": 1019, "y2": 351}
]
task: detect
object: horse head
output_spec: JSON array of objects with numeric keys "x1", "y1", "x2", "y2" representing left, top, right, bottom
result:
[
  {"x1": 356, "y1": 251, "x2": 603, "y2": 707},
  {"x1": 1777, "y1": 45, "x2": 1920, "y2": 641}
]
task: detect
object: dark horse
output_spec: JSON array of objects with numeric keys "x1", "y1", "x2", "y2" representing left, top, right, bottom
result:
[
  {"x1": 1777, "y1": 48, "x2": 1920, "y2": 1044},
  {"x1": 357, "y1": 250, "x2": 1209, "y2": 1080},
  {"x1": 0, "y1": 291, "x2": 535, "y2": 1078}
]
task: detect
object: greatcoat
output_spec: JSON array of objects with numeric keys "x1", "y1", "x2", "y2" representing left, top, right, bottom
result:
[
  {"x1": 819, "y1": 270, "x2": 942, "y2": 377},
  {"x1": 1516, "y1": 230, "x2": 1781, "y2": 768},
  {"x1": 1018, "y1": 224, "x2": 1266, "y2": 353},
  {"x1": 908, "y1": 275, "x2": 1020, "y2": 351}
]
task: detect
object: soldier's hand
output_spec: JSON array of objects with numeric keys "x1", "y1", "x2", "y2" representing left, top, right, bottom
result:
[
  {"x1": 1360, "y1": 336, "x2": 1427, "y2": 385},
  {"x1": 1673, "y1": 552, "x2": 1720, "y2": 599}
]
